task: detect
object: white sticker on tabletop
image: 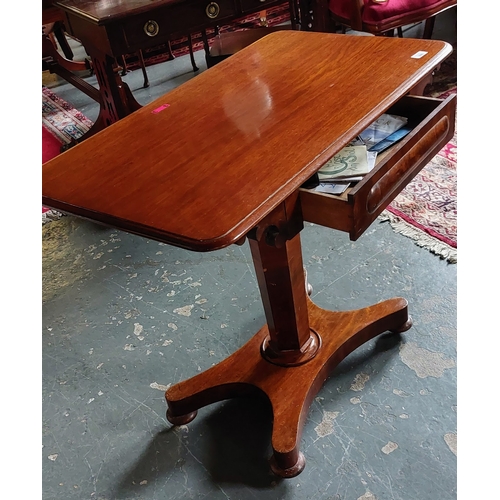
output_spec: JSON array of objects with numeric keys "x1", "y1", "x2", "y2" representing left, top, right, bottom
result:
[{"x1": 411, "y1": 51, "x2": 428, "y2": 59}]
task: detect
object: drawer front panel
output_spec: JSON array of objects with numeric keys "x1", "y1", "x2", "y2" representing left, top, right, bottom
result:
[
  {"x1": 300, "y1": 94, "x2": 457, "y2": 240},
  {"x1": 118, "y1": 0, "x2": 237, "y2": 52},
  {"x1": 365, "y1": 114, "x2": 450, "y2": 215}
]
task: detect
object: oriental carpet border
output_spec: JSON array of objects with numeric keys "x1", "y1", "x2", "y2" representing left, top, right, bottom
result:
[
  {"x1": 42, "y1": 86, "x2": 92, "y2": 224},
  {"x1": 381, "y1": 85, "x2": 457, "y2": 263}
]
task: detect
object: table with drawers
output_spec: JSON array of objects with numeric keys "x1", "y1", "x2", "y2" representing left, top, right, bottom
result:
[
  {"x1": 53, "y1": 0, "x2": 297, "y2": 137},
  {"x1": 42, "y1": 31, "x2": 456, "y2": 478}
]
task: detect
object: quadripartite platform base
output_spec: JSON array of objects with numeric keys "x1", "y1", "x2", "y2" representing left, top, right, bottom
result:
[{"x1": 165, "y1": 296, "x2": 411, "y2": 478}]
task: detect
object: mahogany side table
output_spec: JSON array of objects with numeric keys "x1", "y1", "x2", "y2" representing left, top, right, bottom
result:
[{"x1": 42, "y1": 31, "x2": 456, "y2": 478}]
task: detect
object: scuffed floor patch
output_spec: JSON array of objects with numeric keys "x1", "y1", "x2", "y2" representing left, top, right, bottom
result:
[
  {"x1": 173, "y1": 305, "x2": 194, "y2": 317},
  {"x1": 399, "y1": 341, "x2": 455, "y2": 378},
  {"x1": 150, "y1": 382, "x2": 171, "y2": 392},
  {"x1": 358, "y1": 493, "x2": 377, "y2": 500},
  {"x1": 444, "y1": 432, "x2": 457, "y2": 456},
  {"x1": 314, "y1": 411, "x2": 339, "y2": 438},
  {"x1": 381, "y1": 441, "x2": 398, "y2": 454},
  {"x1": 42, "y1": 217, "x2": 89, "y2": 302},
  {"x1": 350, "y1": 373, "x2": 370, "y2": 391}
]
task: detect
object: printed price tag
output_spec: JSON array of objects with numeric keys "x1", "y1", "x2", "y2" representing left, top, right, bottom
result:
[{"x1": 411, "y1": 51, "x2": 428, "y2": 59}]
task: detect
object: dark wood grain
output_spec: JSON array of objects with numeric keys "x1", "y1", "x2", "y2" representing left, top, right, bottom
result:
[{"x1": 42, "y1": 31, "x2": 451, "y2": 252}]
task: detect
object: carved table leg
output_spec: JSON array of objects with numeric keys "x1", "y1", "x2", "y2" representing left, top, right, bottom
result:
[
  {"x1": 188, "y1": 34, "x2": 199, "y2": 72},
  {"x1": 137, "y1": 50, "x2": 150, "y2": 88},
  {"x1": 62, "y1": 49, "x2": 143, "y2": 145},
  {"x1": 42, "y1": 32, "x2": 88, "y2": 73},
  {"x1": 89, "y1": 50, "x2": 142, "y2": 126},
  {"x1": 44, "y1": 37, "x2": 143, "y2": 144},
  {"x1": 165, "y1": 197, "x2": 412, "y2": 477}
]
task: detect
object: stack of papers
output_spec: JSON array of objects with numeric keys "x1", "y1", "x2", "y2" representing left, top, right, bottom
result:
[
  {"x1": 368, "y1": 125, "x2": 412, "y2": 153},
  {"x1": 315, "y1": 145, "x2": 377, "y2": 195},
  {"x1": 313, "y1": 113, "x2": 410, "y2": 196},
  {"x1": 318, "y1": 145, "x2": 372, "y2": 182},
  {"x1": 357, "y1": 113, "x2": 408, "y2": 149}
]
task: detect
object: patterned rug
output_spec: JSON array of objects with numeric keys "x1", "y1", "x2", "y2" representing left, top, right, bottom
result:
[
  {"x1": 42, "y1": 86, "x2": 92, "y2": 223},
  {"x1": 381, "y1": 82, "x2": 457, "y2": 264}
]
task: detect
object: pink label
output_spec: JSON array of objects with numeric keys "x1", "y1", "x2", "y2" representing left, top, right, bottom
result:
[{"x1": 152, "y1": 104, "x2": 170, "y2": 114}]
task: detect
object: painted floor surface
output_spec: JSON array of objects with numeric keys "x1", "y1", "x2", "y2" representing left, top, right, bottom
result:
[{"x1": 42, "y1": 12, "x2": 457, "y2": 500}]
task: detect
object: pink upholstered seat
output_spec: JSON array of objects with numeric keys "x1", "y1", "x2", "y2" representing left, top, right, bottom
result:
[{"x1": 328, "y1": 0, "x2": 457, "y2": 37}]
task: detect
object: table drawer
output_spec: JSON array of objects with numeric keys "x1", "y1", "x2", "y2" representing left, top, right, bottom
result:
[
  {"x1": 299, "y1": 94, "x2": 456, "y2": 240},
  {"x1": 118, "y1": 0, "x2": 237, "y2": 52}
]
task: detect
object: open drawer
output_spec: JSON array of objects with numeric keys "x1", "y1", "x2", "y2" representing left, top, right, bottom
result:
[{"x1": 299, "y1": 94, "x2": 456, "y2": 240}]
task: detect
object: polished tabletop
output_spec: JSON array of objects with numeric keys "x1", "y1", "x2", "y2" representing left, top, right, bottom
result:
[{"x1": 42, "y1": 31, "x2": 451, "y2": 251}]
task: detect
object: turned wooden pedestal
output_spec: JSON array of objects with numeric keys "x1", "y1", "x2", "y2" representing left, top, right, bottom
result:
[{"x1": 165, "y1": 200, "x2": 412, "y2": 477}]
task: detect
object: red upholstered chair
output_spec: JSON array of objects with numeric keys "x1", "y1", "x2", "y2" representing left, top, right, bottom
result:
[{"x1": 327, "y1": 0, "x2": 457, "y2": 38}]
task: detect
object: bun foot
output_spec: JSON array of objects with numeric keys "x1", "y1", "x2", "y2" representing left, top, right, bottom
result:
[
  {"x1": 269, "y1": 452, "x2": 306, "y2": 478},
  {"x1": 390, "y1": 315, "x2": 413, "y2": 334},
  {"x1": 166, "y1": 409, "x2": 198, "y2": 426}
]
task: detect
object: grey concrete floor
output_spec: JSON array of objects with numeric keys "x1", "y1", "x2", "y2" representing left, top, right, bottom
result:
[{"x1": 42, "y1": 11, "x2": 458, "y2": 500}]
